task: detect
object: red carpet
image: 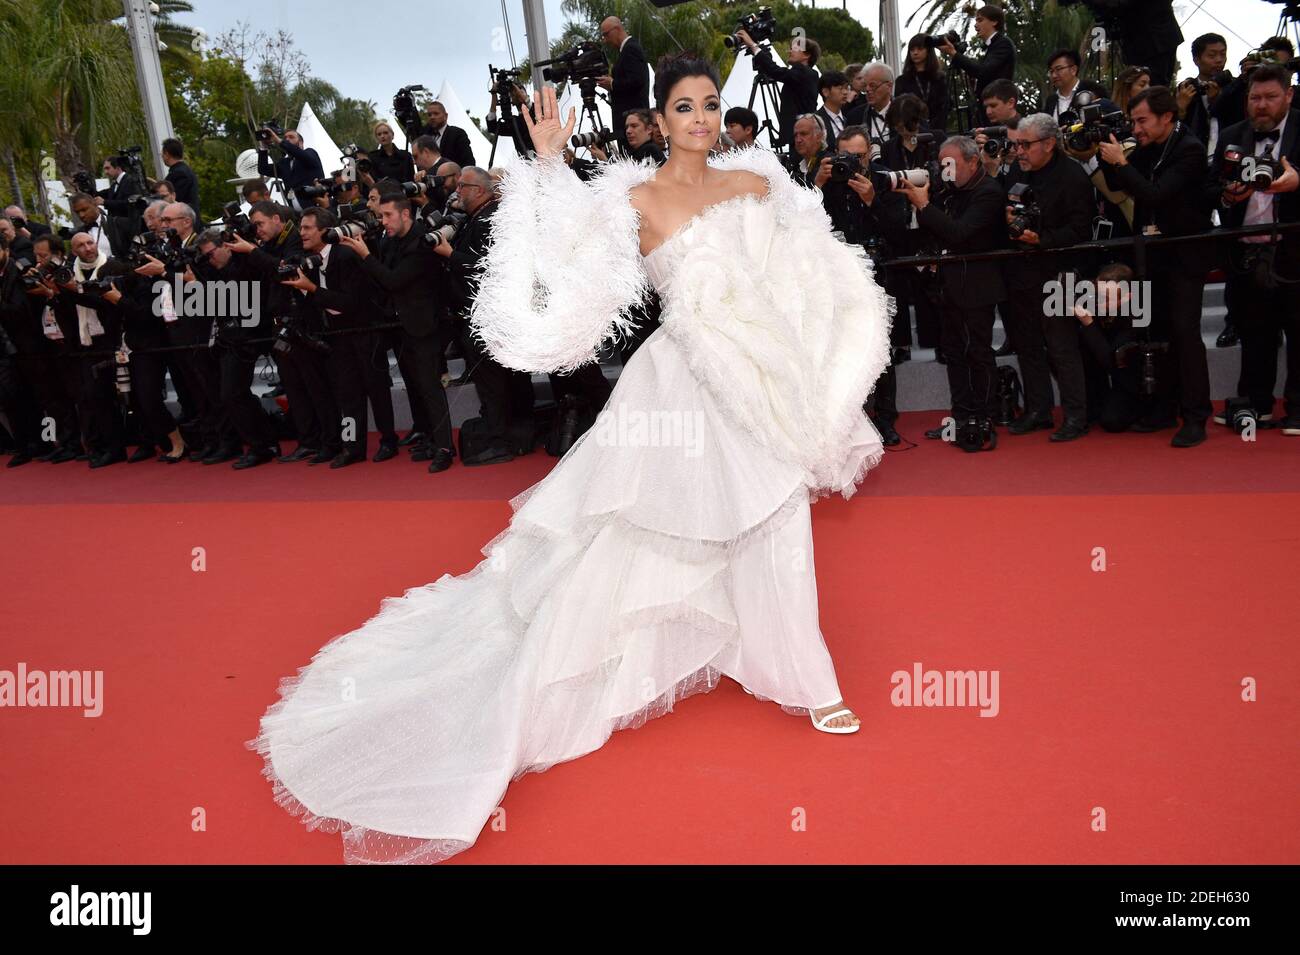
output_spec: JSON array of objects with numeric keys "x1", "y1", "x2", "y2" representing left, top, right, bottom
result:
[{"x1": 2, "y1": 410, "x2": 1297, "y2": 864}]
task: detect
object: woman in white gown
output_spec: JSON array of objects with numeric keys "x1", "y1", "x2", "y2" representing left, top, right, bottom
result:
[{"x1": 249, "y1": 55, "x2": 894, "y2": 864}]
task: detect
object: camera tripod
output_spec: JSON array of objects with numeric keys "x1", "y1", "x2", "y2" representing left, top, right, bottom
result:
[{"x1": 745, "y1": 54, "x2": 784, "y2": 152}]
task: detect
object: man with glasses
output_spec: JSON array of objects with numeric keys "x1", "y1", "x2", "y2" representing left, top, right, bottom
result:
[
  {"x1": 1000, "y1": 114, "x2": 1096, "y2": 442},
  {"x1": 596, "y1": 16, "x2": 650, "y2": 154},
  {"x1": 845, "y1": 62, "x2": 894, "y2": 142},
  {"x1": 1045, "y1": 49, "x2": 1083, "y2": 123}
]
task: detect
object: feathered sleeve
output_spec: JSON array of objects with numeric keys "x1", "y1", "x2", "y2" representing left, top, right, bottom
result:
[{"x1": 468, "y1": 154, "x2": 655, "y2": 375}]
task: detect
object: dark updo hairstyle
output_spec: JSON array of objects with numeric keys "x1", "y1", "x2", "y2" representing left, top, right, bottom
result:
[{"x1": 653, "y1": 52, "x2": 722, "y2": 115}]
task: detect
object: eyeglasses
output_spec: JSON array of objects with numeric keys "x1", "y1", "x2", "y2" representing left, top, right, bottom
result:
[
  {"x1": 1048, "y1": 65, "x2": 1075, "y2": 75},
  {"x1": 1008, "y1": 137, "x2": 1052, "y2": 151}
]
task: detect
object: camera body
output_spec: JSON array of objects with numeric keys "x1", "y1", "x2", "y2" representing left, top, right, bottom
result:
[
  {"x1": 420, "y1": 210, "x2": 469, "y2": 249},
  {"x1": 973, "y1": 125, "x2": 1009, "y2": 157},
  {"x1": 276, "y1": 253, "x2": 322, "y2": 280},
  {"x1": 1006, "y1": 183, "x2": 1041, "y2": 239},
  {"x1": 322, "y1": 204, "x2": 383, "y2": 245},
  {"x1": 219, "y1": 201, "x2": 258, "y2": 244},
  {"x1": 1221, "y1": 144, "x2": 1285, "y2": 189},
  {"x1": 539, "y1": 41, "x2": 608, "y2": 85},
  {"x1": 1060, "y1": 94, "x2": 1133, "y2": 151},
  {"x1": 22, "y1": 258, "x2": 73, "y2": 289},
  {"x1": 256, "y1": 119, "x2": 285, "y2": 144},
  {"x1": 924, "y1": 30, "x2": 966, "y2": 54}
]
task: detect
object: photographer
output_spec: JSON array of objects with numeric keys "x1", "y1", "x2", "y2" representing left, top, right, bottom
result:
[
  {"x1": 845, "y1": 63, "x2": 894, "y2": 142},
  {"x1": 190, "y1": 231, "x2": 281, "y2": 469},
  {"x1": 486, "y1": 79, "x2": 536, "y2": 158},
  {"x1": 282, "y1": 207, "x2": 400, "y2": 466},
  {"x1": 624, "y1": 109, "x2": 665, "y2": 165},
  {"x1": 69, "y1": 192, "x2": 133, "y2": 258},
  {"x1": 134, "y1": 202, "x2": 240, "y2": 463},
  {"x1": 23, "y1": 235, "x2": 83, "y2": 460},
  {"x1": 365, "y1": 122, "x2": 416, "y2": 185},
  {"x1": 258, "y1": 128, "x2": 326, "y2": 210},
  {"x1": 788, "y1": 114, "x2": 830, "y2": 189},
  {"x1": 724, "y1": 107, "x2": 759, "y2": 150},
  {"x1": 1098, "y1": 86, "x2": 1216, "y2": 447},
  {"x1": 59, "y1": 232, "x2": 128, "y2": 467},
  {"x1": 1073, "y1": 264, "x2": 1158, "y2": 432},
  {"x1": 1000, "y1": 114, "x2": 1097, "y2": 442},
  {"x1": 98, "y1": 154, "x2": 145, "y2": 218},
  {"x1": 161, "y1": 138, "x2": 200, "y2": 211},
  {"x1": 5, "y1": 204, "x2": 50, "y2": 241},
  {"x1": 938, "y1": 4, "x2": 1016, "y2": 127},
  {"x1": 815, "y1": 71, "x2": 852, "y2": 145},
  {"x1": 225, "y1": 200, "x2": 340, "y2": 464},
  {"x1": 420, "y1": 101, "x2": 476, "y2": 169},
  {"x1": 0, "y1": 235, "x2": 50, "y2": 465},
  {"x1": 1210, "y1": 64, "x2": 1300, "y2": 436},
  {"x1": 596, "y1": 16, "x2": 650, "y2": 152},
  {"x1": 899, "y1": 136, "x2": 1007, "y2": 447},
  {"x1": 1214, "y1": 37, "x2": 1296, "y2": 132},
  {"x1": 897, "y1": 35, "x2": 950, "y2": 133},
  {"x1": 337, "y1": 195, "x2": 455, "y2": 472},
  {"x1": 739, "y1": 29, "x2": 820, "y2": 151},
  {"x1": 427, "y1": 166, "x2": 534, "y2": 467},
  {"x1": 820, "y1": 124, "x2": 909, "y2": 445},
  {"x1": 1178, "y1": 33, "x2": 1231, "y2": 158}
]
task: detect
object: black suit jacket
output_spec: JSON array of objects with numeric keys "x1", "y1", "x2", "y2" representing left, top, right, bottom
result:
[
  {"x1": 1209, "y1": 110, "x2": 1300, "y2": 279},
  {"x1": 302, "y1": 244, "x2": 378, "y2": 330},
  {"x1": 165, "y1": 161, "x2": 200, "y2": 210},
  {"x1": 753, "y1": 48, "x2": 820, "y2": 149},
  {"x1": 359, "y1": 220, "x2": 442, "y2": 337},
  {"x1": 915, "y1": 169, "x2": 1008, "y2": 307},
  {"x1": 1102, "y1": 122, "x2": 1216, "y2": 271},
  {"x1": 420, "y1": 124, "x2": 476, "y2": 169},
  {"x1": 894, "y1": 73, "x2": 950, "y2": 132},
  {"x1": 951, "y1": 31, "x2": 1016, "y2": 99},
  {"x1": 611, "y1": 36, "x2": 650, "y2": 132}
]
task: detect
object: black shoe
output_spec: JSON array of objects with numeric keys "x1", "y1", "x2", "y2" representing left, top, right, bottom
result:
[
  {"x1": 891, "y1": 347, "x2": 911, "y2": 364},
  {"x1": 924, "y1": 422, "x2": 948, "y2": 440},
  {"x1": 232, "y1": 445, "x2": 276, "y2": 470},
  {"x1": 277, "y1": 445, "x2": 318, "y2": 463},
  {"x1": 1130, "y1": 415, "x2": 1178, "y2": 433},
  {"x1": 89, "y1": 449, "x2": 127, "y2": 469},
  {"x1": 397, "y1": 430, "x2": 426, "y2": 447},
  {"x1": 372, "y1": 442, "x2": 399, "y2": 463},
  {"x1": 1279, "y1": 416, "x2": 1300, "y2": 436},
  {"x1": 1171, "y1": 420, "x2": 1207, "y2": 447},
  {"x1": 993, "y1": 340, "x2": 1016, "y2": 357},
  {"x1": 330, "y1": 450, "x2": 366, "y2": 469},
  {"x1": 6, "y1": 451, "x2": 33, "y2": 468},
  {"x1": 309, "y1": 448, "x2": 340, "y2": 465},
  {"x1": 75, "y1": 450, "x2": 90, "y2": 461},
  {"x1": 409, "y1": 443, "x2": 433, "y2": 462},
  {"x1": 1009, "y1": 413, "x2": 1054, "y2": 435},
  {"x1": 1050, "y1": 419, "x2": 1089, "y2": 442},
  {"x1": 188, "y1": 443, "x2": 215, "y2": 463},
  {"x1": 128, "y1": 445, "x2": 156, "y2": 463},
  {"x1": 47, "y1": 446, "x2": 80, "y2": 464},
  {"x1": 428, "y1": 447, "x2": 455, "y2": 472},
  {"x1": 879, "y1": 423, "x2": 901, "y2": 446},
  {"x1": 160, "y1": 445, "x2": 188, "y2": 463},
  {"x1": 202, "y1": 444, "x2": 241, "y2": 465},
  {"x1": 461, "y1": 443, "x2": 514, "y2": 467},
  {"x1": 1215, "y1": 325, "x2": 1239, "y2": 348}
]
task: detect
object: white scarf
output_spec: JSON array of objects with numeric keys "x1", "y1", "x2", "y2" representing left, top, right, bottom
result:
[{"x1": 73, "y1": 251, "x2": 108, "y2": 346}]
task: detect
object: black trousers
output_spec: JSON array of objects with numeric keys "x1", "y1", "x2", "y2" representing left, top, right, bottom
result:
[
  {"x1": 14, "y1": 348, "x2": 76, "y2": 448},
  {"x1": 275, "y1": 343, "x2": 339, "y2": 453},
  {"x1": 398, "y1": 328, "x2": 453, "y2": 451},
  {"x1": 217, "y1": 344, "x2": 278, "y2": 450},
  {"x1": 328, "y1": 327, "x2": 398, "y2": 454},
  {"x1": 1150, "y1": 270, "x2": 1212, "y2": 424},
  {"x1": 1231, "y1": 267, "x2": 1300, "y2": 420},
  {"x1": 77, "y1": 342, "x2": 124, "y2": 455},
  {"x1": 864, "y1": 359, "x2": 898, "y2": 426},
  {"x1": 0, "y1": 355, "x2": 43, "y2": 450},
  {"x1": 940, "y1": 301, "x2": 997, "y2": 420},
  {"x1": 1004, "y1": 282, "x2": 1088, "y2": 422},
  {"x1": 126, "y1": 348, "x2": 178, "y2": 446},
  {"x1": 166, "y1": 321, "x2": 234, "y2": 449},
  {"x1": 462, "y1": 330, "x2": 532, "y2": 446},
  {"x1": 893, "y1": 271, "x2": 943, "y2": 349}
]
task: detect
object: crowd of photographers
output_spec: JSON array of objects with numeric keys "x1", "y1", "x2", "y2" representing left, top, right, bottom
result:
[{"x1": 1, "y1": 4, "x2": 1298, "y2": 474}]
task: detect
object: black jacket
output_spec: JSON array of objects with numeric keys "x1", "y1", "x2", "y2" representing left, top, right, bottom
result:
[
  {"x1": 1000, "y1": 149, "x2": 1097, "y2": 291},
  {"x1": 165, "y1": 161, "x2": 200, "y2": 210},
  {"x1": 192, "y1": 250, "x2": 268, "y2": 345},
  {"x1": 359, "y1": 219, "x2": 443, "y2": 337},
  {"x1": 245, "y1": 222, "x2": 304, "y2": 322},
  {"x1": 630, "y1": 140, "x2": 666, "y2": 165},
  {"x1": 259, "y1": 140, "x2": 326, "y2": 196},
  {"x1": 894, "y1": 72, "x2": 950, "y2": 132},
  {"x1": 611, "y1": 36, "x2": 651, "y2": 131},
  {"x1": 1209, "y1": 110, "x2": 1300, "y2": 280},
  {"x1": 950, "y1": 31, "x2": 1016, "y2": 99},
  {"x1": 753, "y1": 47, "x2": 820, "y2": 149},
  {"x1": 419, "y1": 124, "x2": 476, "y2": 169},
  {"x1": 301, "y1": 244, "x2": 379, "y2": 331},
  {"x1": 0, "y1": 259, "x2": 40, "y2": 353},
  {"x1": 915, "y1": 168, "x2": 1008, "y2": 307},
  {"x1": 366, "y1": 145, "x2": 416, "y2": 185},
  {"x1": 445, "y1": 198, "x2": 497, "y2": 316},
  {"x1": 78, "y1": 210, "x2": 135, "y2": 259},
  {"x1": 1101, "y1": 121, "x2": 1216, "y2": 271}
]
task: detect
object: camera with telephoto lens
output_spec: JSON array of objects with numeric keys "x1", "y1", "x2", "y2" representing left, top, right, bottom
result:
[
  {"x1": 873, "y1": 166, "x2": 930, "y2": 192},
  {"x1": 537, "y1": 41, "x2": 608, "y2": 85},
  {"x1": 401, "y1": 179, "x2": 446, "y2": 202},
  {"x1": 219, "y1": 201, "x2": 257, "y2": 244},
  {"x1": 294, "y1": 182, "x2": 330, "y2": 202},
  {"x1": 924, "y1": 30, "x2": 966, "y2": 54},
  {"x1": 1221, "y1": 144, "x2": 1286, "y2": 189},
  {"x1": 256, "y1": 119, "x2": 285, "y2": 144},
  {"x1": 72, "y1": 169, "x2": 96, "y2": 195},
  {"x1": 21, "y1": 258, "x2": 73, "y2": 289},
  {"x1": 322, "y1": 204, "x2": 383, "y2": 245},
  {"x1": 393, "y1": 84, "x2": 427, "y2": 141},
  {"x1": 723, "y1": 6, "x2": 777, "y2": 49},
  {"x1": 81, "y1": 276, "x2": 119, "y2": 296},
  {"x1": 1060, "y1": 91, "x2": 1133, "y2": 150},
  {"x1": 571, "y1": 129, "x2": 617, "y2": 150},
  {"x1": 275, "y1": 254, "x2": 322, "y2": 280},
  {"x1": 420, "y1": 210, "x2": 468, "y2": 248},
  {"x1": 341, "y1": 143, "x2": 372, "y2": 175},
  {"x1": 973, "y1": 125, "x2": 1009, "y2": 157},
  {"x1": 1006, "y1": 183, "x2": 1041, "y2": 239},
  {"x1": 272, "y1": 313, "x2": 331, "y2": 356},
  {"x1": 1221, "y1": 396, "x2": 1261, "y2": 434}
]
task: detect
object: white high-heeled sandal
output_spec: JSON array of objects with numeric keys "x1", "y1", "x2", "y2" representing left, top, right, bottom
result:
[{"x1": 742, "y1": 686, "x2": 860, "y2": 734}]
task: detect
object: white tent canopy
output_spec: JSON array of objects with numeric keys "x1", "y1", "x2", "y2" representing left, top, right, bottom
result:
[
  {"x1": 295, "y1": 100, "x2": 345, "y2": 176},
  {"x1": 435, "y1": 79, "x2": 516, "y2": 170},
  {"x1": 719, "y1": 48, "x2": 789, "y2": 150}
]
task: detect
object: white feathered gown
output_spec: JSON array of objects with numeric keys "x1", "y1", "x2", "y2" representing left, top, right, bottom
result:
[{"x1": 249, "y1": 145, "x2": 895, "y2": 863}]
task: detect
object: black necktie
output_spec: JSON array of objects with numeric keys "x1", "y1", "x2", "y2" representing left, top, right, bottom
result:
[{"x1": 1258, "y1": 129, "x2": 1280, "y2": 144}]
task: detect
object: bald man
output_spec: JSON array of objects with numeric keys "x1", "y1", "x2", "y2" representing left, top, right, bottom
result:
[{"x1": 597, "y1": 15, "x2": 649, "y2": 151}]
